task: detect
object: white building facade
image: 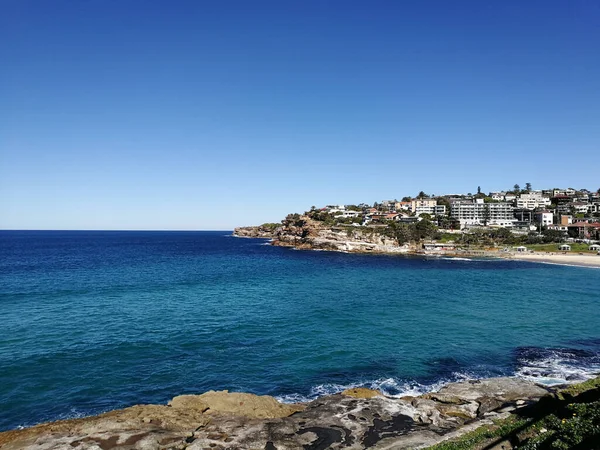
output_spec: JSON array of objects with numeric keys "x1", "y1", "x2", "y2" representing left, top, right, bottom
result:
[
  {"x1": 516, "y1": 192, "x2": 551, "y2": 210},
  {"x1": 450, "y1": 199, "x2": 515, "y2": 228},
  {"x1": 410, "y1": 199, "x2": 446, "y2": 217},
  {"x1": 534, "y1": 211, "x2": 554, "y2": 226}
]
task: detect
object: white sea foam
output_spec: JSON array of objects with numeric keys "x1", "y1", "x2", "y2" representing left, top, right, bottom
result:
[
  {"x1": 513, "y1": 346, "x2": 600, "y2": 386},
  {"x1": 516, "y1": 357, "x2": 600, "y2": 385},
  {"x1": 276, "y1": 351, "x2": 600, "y2": 404},
  {"x1": 276, "y1": 372, "x2": 480, "y2": 404},
  {"x1": 441, "y1": 257, "x2": 472, "y2": 261}
]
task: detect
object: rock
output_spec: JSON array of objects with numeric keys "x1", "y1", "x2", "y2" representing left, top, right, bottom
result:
[
  {"x1": 422, "y1": 392, "x2": 468, "y2": 405},
  {"x1": 233, "y1": 225, "x2": 279, "y2": 239},
  {"x1": 194, "y1": 390, "x2": 305, "y2": 419},
  {"x1": 0, "y1": 377, "x2": 553, "y2": 450},
  {"x1": 0, "y1": 404, "x2": 210, "y2": 450},
  {"x1": 168, "y1": 395, "x2": 210, "y2": 412},
  {"x1": 477, "y1": 396, "x2": 505, "y2": 416},
  {"x1": 341, "y1": 388, "x2": 382, "y2": 399},
  {"x1": 434, "y1": 377, "x2": 549, "y2": 404}
]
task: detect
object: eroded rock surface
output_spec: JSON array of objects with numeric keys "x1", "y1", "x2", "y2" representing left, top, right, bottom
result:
[{"x1": 0, "y1": 378, "x2": 552, "y2": 450}]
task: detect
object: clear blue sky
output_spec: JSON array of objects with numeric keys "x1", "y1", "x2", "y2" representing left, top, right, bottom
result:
[{"x1": 1, "y1": 1, "x2": 599, "y2": 230}]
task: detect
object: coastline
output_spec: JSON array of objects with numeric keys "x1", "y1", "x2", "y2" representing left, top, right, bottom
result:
[
  {"x1": 496, "y1": 251, "x2": 600, "y2": 268},
  {"x1": 1, "y1": 375, "x2": 590, "y2": 450},
  {"x1": 233, "y1": 224, "x2": 600, "y2": 269}
]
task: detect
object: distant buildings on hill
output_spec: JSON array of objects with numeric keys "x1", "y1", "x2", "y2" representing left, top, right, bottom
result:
[{"x1": 319, "y1": 187, "x2": 600, "y2": 240}]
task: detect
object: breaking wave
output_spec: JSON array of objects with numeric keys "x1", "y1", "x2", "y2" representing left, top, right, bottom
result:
[
  {"x1": 278, "y1": 345, "x2": 600, "y2": 403},
  {"x1": 514, "y1": 346, "x2": 600, "y2": 385}
]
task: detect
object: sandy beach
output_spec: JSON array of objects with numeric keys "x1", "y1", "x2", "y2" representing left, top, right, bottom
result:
[{"x1": 501, "y1": 251, "x2": 600, "y2": 268}]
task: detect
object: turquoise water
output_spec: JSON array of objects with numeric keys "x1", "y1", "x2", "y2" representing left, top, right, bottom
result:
[{"x1": 1, "y1": 231, "x2": 599, "y2": 431}]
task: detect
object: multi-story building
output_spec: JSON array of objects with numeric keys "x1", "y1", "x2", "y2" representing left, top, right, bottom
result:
[
  {"x1": 571, "y1": 202, "x2": 591, "y2": 214},
  {"x1": 515, "y1": 192, "x2": 551, "y2": 210},
  {"x1": 394, "y1": 201, "x2": 412, "y2": 212},
  {"x1": 513, "y1": 209, "x2": 534, "y2": 223},
  {"x1": 410, "y1": 199, "x2": 446, "y2": 217},
  {"x1": 450, "y1": 199, "x2": 515, "y2": 228},
  {"x1": 534, "y1": 210, "x2": 554, "y2": 226}
]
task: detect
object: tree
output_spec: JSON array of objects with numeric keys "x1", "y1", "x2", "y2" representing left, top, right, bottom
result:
[
  {"x1": 477, "y1": 186, "x2": 481, "y2": 195},
  {"x1": 525, "y1": 182, "x2": 532, "y2": 192},
  {"x1": 482, "y1": 204, "x2": 491, "y2": 226},
  {"x1": 414, "y1": 218, "x2": 438, "y2": 240},
  {"x1": 436, "y1": 197, "x2": 450, "y2": 215},
  {"x1": 401, "y1": 196, "x2": 412, "y2": 202},
  {"x1": 417, "y1": 191, "x2": 427, "y2": 199},
  {"x1": 513, "y1": 184, "x2": 520, "y2": 193}
]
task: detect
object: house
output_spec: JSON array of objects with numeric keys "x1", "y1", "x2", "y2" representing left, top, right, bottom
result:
[
  {"x1": 395, "y1": 201, "x2": 412, "y2": 212},
  {"x1": 560, "y1": 215, "x2": 573, "y2": 226},
  {"x1": 558, "y1": 244, "x2": 571, "y2": 251},
  {"x1": 567, "y1": 223, "x2": 600, "y2": 240},
  {"x1": 516, "y1": 192, "x2": 551, "y2": 210},
  {"x1": 571, "y1": 202, "x2": 591, "y2": 214},
  {"x1": 334, "y1": 211, "x2": 360, "y2": 219},
  {"x1": 589, "y1": 244, "x2": 600, "y2": 251},
  {"x1": 534, "y1": 210, "x2": 554, "y2": 226},
  {"x1": 515, "y1": 246, "x2": 528, "y2": 252}
]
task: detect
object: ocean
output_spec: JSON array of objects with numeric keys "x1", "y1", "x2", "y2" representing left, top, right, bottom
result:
[{"x1": 1, "y1": 230, "x2": 599, "y2": 432}]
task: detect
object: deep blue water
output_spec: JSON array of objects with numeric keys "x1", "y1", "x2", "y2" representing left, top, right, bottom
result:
[{"x1": 1, "y1": 231, "x2": 599, "y2": 431}]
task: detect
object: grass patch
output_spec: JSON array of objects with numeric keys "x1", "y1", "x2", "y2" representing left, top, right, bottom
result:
[
  {"x1": 526, "y1": 243, "x2": 596, "y2": 253},
  {"x1": 425, "y1": 377, "x2": 600, "y2": 450},
  {"x1": 427, "y1": 416, "x2": 528, "y2": 450}
]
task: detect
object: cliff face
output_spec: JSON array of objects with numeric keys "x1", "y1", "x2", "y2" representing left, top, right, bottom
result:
[
  {"x1": 233, "y1": 225, "x2": 279, "y2": 239},
  {"x1": 272, "y1": 215, "x2": 414, "y2": 253},
  {"x1": 0, "y1": 378, "x2": 553, "y2": 450}
]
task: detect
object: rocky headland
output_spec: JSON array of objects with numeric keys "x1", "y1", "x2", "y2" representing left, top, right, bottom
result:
[
  {"x1": 0, "y1": 377, "x2": 562, "y2": 450},
  {"x1": 235, "y1": 216, "x2": 418, "y2": 254}
]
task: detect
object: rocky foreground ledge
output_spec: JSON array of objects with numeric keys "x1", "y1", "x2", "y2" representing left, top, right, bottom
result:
[{"x1": 0, "y1": 377, "x2": 556, "y2": 450}]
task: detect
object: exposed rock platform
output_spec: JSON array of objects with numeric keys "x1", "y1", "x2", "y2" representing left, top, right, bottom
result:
[{"x1": 0, "y1": 378, "x2": 552, "y2": 450}]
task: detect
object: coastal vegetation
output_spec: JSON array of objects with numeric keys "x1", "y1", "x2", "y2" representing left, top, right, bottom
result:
[{"x1": 427, "y1": 377, "x2": 600, "y2": 450}]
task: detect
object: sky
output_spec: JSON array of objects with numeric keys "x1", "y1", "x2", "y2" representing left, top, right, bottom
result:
[{"x1": 1, "y1": 0, "x2": 599, "y2": 230}]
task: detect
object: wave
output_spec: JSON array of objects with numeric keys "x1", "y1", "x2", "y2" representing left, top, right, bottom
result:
[
  {"x1": 514, "y1": 346, "x2": 600, "y2": 385},
  {"x1": 441, "y1": 257, "x2": 473, "y2": 261},
  {"x1": 276, "y1": 372, "x2": 478, "y2": 404},
  {"x1": 277, "y1": 345, "x2": 600, "y2": 403}
]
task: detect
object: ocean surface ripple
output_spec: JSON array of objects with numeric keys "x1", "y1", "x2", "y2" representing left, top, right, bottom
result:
[{"x1": 0, "y1": 231, "x2": 599, "y2": 431}]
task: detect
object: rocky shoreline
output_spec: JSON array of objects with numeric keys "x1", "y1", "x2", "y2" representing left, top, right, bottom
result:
[
  {"x1": 234, "y1": 220, "x2": 600, "y2": 267},
  {"x1": 0, "y1": 377, "x2": 559, "y2": 450}
]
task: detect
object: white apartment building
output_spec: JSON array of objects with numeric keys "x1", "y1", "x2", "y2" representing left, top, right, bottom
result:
[
  {"x1": 516, "y1": 192, "x2": 551, "y2": 210},
  {"x1": 572, "y1": 202, "x2": 591, "y2": 214},
  {"x1": 534, "y1": 210, "x2": 554, "y2": 226},
  {"x1": 450, "y1": 199, "x2": 515, "y2": 228},
  {"x1": 410, "y1": 199, "x2": 446, "y2": 216}
]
